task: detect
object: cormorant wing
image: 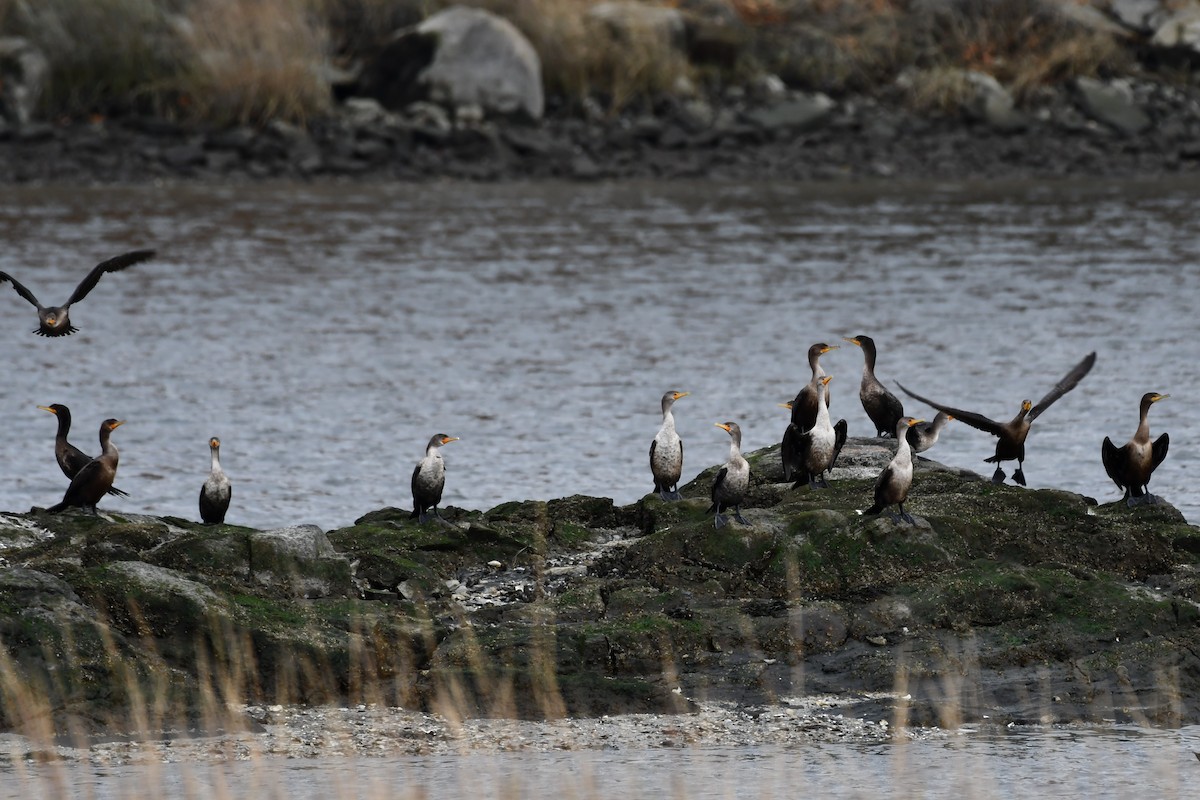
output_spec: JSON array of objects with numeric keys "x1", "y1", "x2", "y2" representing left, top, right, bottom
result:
[
  {"x1": 0, "y1": 272, "x2": 42, "y2": 308},
  {"x1": 1101, "y1": 436, "x2": 1124, "y2": 489},
  {"x1": 895, "y1": 381, "x2": 1004, "y2": 437},
  {"x1": 831, "y1": 419, "x2": 848, "y2": 469},
  {"x1": 65, "y1": 249, "x2": 156, "y2": 306},
  {"x1": 1152, "y1": 432, "x2": 1169, "y2": 469},
  {"x1": 872, "y1": 464, "x2": 895, "y2": 504},
  {"x1": 649, "y1": 439, "x2": 657, "y2": 465},
  {"x1": 1028, "y1": 352, "x2": 1096, "y2": 422},
  {"x1": 410, "y1": 463, "x2": 422, "y2": 494},
  {"x1": 710, "y1": 466, "x2": 728, "y2": 505}
]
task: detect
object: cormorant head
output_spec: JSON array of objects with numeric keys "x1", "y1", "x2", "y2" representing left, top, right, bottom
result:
[
  {"x1": 210, "y1": 437, "x2": 221, "y2": 449},
  {"x1": 38, "y1": 404, "x2": 68, "y2": 417}
]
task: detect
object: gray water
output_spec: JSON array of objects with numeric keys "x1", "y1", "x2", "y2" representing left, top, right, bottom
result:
[
  {"x1": 6, "y1": 725, "x2": 1200, "y2": 799},
  {"x1": 0, "y1": 178, "x2": 1197, "y2": 531}
]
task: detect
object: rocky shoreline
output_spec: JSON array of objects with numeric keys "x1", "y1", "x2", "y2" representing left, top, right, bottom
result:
[
  {"x1": 1, "y1": 79, "x2": 1198, "y2": 186},
  {"x1": 3, "y1": 438, "x2": 1200, "y2": 751}
]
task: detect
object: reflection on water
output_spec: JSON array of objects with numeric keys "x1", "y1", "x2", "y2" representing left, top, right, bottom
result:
[
  {"x1": 0, "y1": 179, "x2": 1197, "y2": 530},
  {"x1": 5, "y1": 725, "x2": 1200, "y2": 800}
]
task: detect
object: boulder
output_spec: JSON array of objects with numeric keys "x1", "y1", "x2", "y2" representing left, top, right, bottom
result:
[
  {"x1": 360, "y1": 7, "x2": 543, "y2": 120},
  {"x1": 962, "y1": 71, "x2": 1028, "y2": 132},
  {"x1": 0, "y1": 37, "x2": 48, "y2": 125},
  {"x1": 1107, "y1": 0, "x2": 1175, "y2": 34},
  {"x1": 744, "y1": 94, "x2": 835, "y2": 134},
  {"x1": 1151, "y1": 8, "x2": 1200, "y2": 57},
  {"x1": 1074, "y1": 77, "x2": 1151, "y2": 134}
]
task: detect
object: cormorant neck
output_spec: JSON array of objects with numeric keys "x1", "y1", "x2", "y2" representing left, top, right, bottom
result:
[
  {"x1": 1136, "y1": 398, "x2": 1154, "y2": 440},
  {"x1": 861, "y1": 340, "x2": 877, "y2": 374},
  {"x1": 55, "y1": 413, "x2": 71, "y2": 441},
  {"x1": 210, "y1": 446, "x2": 222, "y2": 473},
  {"x1": 660, "y1": 408, "x2": 676, "y2": 432}
]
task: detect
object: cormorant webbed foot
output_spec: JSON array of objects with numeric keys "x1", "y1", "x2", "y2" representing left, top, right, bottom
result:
[
  {"x1": 1012, "y1": 468, "x2": 1027, "y2": 486},
  {"x1": 990, "y1": 466, "x2": 1006, "y2": 484},
  {"x1": 733, "y1": 509, "x2": 750, "y2": 526},
  {"x1": 713, "y1": 513, "x2": 728, "y2": 529}
]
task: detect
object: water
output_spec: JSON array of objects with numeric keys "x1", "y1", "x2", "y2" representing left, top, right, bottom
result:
[
  {"x1": 5, "y1": 725, "x2": 1200, "y2": 799},
  {"x1": 0, "y1": 178, "x2": 1197, "y2": 531}
]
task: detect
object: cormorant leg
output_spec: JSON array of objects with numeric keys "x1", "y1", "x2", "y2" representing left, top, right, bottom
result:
[
  {"x1": 1012, "y1": 464, "x2": 1027, "y2": 486},
  {"x1": 899, "y1": 503, "x2": 915, "y2": 525},
  {"x1": 713, "y1": 513, "x2": 728, "y2": 530},
  {"x1": 990, "y1": 466, "x2": 1006, "y2": 484},
  {"x1": 733, "y1": 507, "x2": 750, "y2": 525},
  {"x1": 1147, "y1": 492, "x2": 1160, "y2": 506},
  {"x1": 669, "y1": 490, "x2": 683, "y2": 501},
  {"x1": 819, "y1": 474, "x2": 832, "y2": 489},
  {"x1": 418, "y1": 509, "x2": 430, "y2": 524},
  {"x1": 658, "y1": 488, "x2": 672, "y2": 501}
]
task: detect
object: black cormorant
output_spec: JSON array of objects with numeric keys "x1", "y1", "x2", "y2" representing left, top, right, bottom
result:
[{"x1": 1102, "y1": 392, "x2": 1169, "y2": 506}]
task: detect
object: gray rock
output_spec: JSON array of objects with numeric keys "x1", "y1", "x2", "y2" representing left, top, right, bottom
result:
[
  {"x1": 108, "y1": 560, "x2": 225, "y2": 613},
  {"x1": 962, "y1": 71, "x2": 1028, "y2": 132},
  {"x1": 418, "y1": 7, "x2": 544, "y2": 120},
  {"x1": 0, "y1": 37, "x2": 48, "y2": 125},
  {"x1": 1074, "y1": 77, "x2": 1151, "y2": 134},
  {"x1": 1108, "y1": 0, "x2": 1174, "y2": 34},
  {"x1": 249, "y1": 524, "x2": 353, "y2": 598},
  {"x1": 745, "y1": 94, "x2": 835, "y2": 134},
  {"x1": 1152, "y1": 8, "x2": 1200, "y2": 54}
]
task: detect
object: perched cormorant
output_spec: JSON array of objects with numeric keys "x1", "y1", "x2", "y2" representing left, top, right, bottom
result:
[
  {"x1": 791, "y1": 376, "x2": 840, "y2": 489},
  {"x1": 906, "y1": 411, "x2": 954, "y2": 454},
  {"x1": 200, "y1": 437, "x2": 231, "y2": 524},
  {"x1": 1102, "y1": 392, "x2": 1169, "y2": 507},
  {"x1": 37, "y1": 404, "x2": 127, "y2": 497},
  {"x1": 0, "y1": 249, "x2": 155, "y2": 337},
  {"x1": 650, "y1": 390, "x2": 690, "y2": 500},
  {"x1": 897, "y1": 351, "x2": 1096, "y2": 486},
  {"x1": 864, "y1": 417, "x2": 924, "y2": 524},
  {"x1": 791, "y1": 343, "x2": 838, "y2": 431},
  {"x1": 412, "y1": 433, "x2": 459, "y2": 524},
  {"x1": 708, "y1": 422, "x2": 749, "y2": 529},
  {"x1": 843, "y1": 335, "x2": 904, "y2": 437},
  {"x1": 48, "y1": 419, "x2": 124, "y2": 514}
]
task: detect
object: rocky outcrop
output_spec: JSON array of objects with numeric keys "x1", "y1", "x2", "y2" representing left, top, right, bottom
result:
[{"x1": 2, "y1": 441, "x2": 1200, "y2": 737}]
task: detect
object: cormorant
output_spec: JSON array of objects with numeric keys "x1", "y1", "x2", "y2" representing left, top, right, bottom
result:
[
  {"x1": 708, "y1": 422, "x2": 749, "y2": 529},
  {"x1": 412, "y1": 433, "x2": 459, "y2": 524},
  {"x1": 791, "y1": 343, "x2": 838, "y2": 431},
  {"x1": 200, "y1": 437, "x2": 231, "y2": 524},
  {"x1": 843, "y1": 335, "x2": 904, "y2": 437},
  {"x1": 897, "y1": 351, "x2": 1096, "y2": 486},
  {"x1": 792, "y1": 376, "x2": 840, "y2": 489},
  {"x1": 1102, "y1": 392, "x2": 1169, "y2": 506},
  {"x1": 48, "y1": 419, "x2": 124, "y2": 514},
  {"x1": 864, "y1": 417, "x2": 924, "y2": 524},
  {"x1": 38, "y1": 404, "x2": 127, "y2": 497},
  {"x1": 0, "y1": 249, "x2": 155, "y2": 337},
  {"x1": 906, "y1": 411, "x2": 954, "y2": 454},
  {"x1": 650, "y1": 390, "x2": 689, "y2": 500}
]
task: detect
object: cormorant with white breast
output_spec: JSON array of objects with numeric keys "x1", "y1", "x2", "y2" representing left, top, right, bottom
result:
[
  {"x1": 791, "y1": 376, "x2": 841, "y2": 489},
  {"x1": 1102, "y1": 392, "x2": 1169, "y2": 506},
  {"x1": 790, "y1": 343, "x2": 838, "y2": 431},
  {"x1": 650, "y1": 390, "x2": 690, "y2": 500},
  {"x1": 48, "y1": 419, "x2": 124, "y2": 514},
  {"x1": 864, "y1": 416, "x2": 924, "y2": 524},
  {"x1": 906, "y1": 411, "x2": 954, "y2": 454},
  {"x1": 412, "y1": 434, "x2": 459, "y2": 524},
  {"x1": 897, "y1": 351, "x2": 1096, "y2": 486},
  {"x1": 38, "y1": 404, "x2": 128, "y2": 497},
  {"x1": 0, "y1": 250, "x2": 155, "y2": 337},
  {"x1": 844, "y1": 335, "x2": 904, "y2": 437},
  {"x1": 708, "y1": 422, "x2": 749, "y2": 529},
  {"x1": 200, "y1": 437, "x2": 231, "y2": 524}
]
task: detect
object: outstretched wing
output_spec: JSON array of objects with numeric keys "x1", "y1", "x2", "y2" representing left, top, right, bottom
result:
[
  {"x1": 66, "y1": 249, "x2": 156, "y2": 306},
  {"x1": 1152, "y1": 432, "x2": 1169, "y2": 470},
  {"x1": 0, "y1": 271, "x2": 42, "y2": 308},
  {"x1": 895, "y1": 381, "x2": 1004, "y2": 437},
  {"x1": 1028, "y1": 352, "x2": 1096, "y2": 422},
  {"x1": 1101, "y1": 436, "x2": 1124, "y2": 489}
]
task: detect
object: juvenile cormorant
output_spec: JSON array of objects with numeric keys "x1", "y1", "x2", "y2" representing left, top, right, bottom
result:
[
  {"x1": 843, "y1": 335, "x2": 904, "y2": 437},
  {"x1": 412, "y1": 433, "x2": 459, "y2": 524},
  {"x1": 1102, "y1": 392, "x2": 1169, "y2": 506},
  {"x1": 48, "y1": 419, "x2": 124, "y2": 514},
  {"x1": 864, "y1": 417, "x2": 924, "y2": 524},
  {"x1": 906, "y1": 411, "x2": 954, "y2": 454},
  {"x1": 37, "y1": 404, "x2": 127, "y2": 497},
  {"x1": 708, "y1": 422, "x2": 749, "y2": 529},
  {"x1": 791, "y1": 343, "x2": 838, "y2": 431},
  {"x1": 0, "y1": 249, "x2": 155, "y2": 337},
  {"x1": 792, "y1": 376, "x2": 840, "y2": 489},
  {"x1": 200, "y1": 437, "x2": 231, "y2": 524},
  {"x1": 897, "y1": 351, "x2": 1096, "y2": 486},
  {"x1": 650, "y1": 390, "x2": 689, "y2": 500}
]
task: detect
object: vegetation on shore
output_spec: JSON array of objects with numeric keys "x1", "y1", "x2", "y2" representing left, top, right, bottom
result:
[{"x1": 0, "y1": 0, "x2": 1174, "y2": 126}]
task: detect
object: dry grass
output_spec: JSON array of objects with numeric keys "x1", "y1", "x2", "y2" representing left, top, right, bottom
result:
[
  {"x1": 902, "y1": 66, "x2": 975, "y2": 115},
  {"x1": 174, "y1": 0, "x2": 332, "y2": 126}
]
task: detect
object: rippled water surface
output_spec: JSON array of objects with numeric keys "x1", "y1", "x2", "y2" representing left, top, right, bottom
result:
[
  {"x1": 0, "y1": 179, "x2": 1197, "y2": 529},
  {"x1": 6, "y1": 725, "x2": 1200, "y2": 799}
]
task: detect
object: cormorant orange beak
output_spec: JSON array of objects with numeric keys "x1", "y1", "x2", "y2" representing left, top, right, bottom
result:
[
  {"x1": 778, "y1": 403, "x2": 792, "y2": 410},
  {"x1": 442, "y1": 436, "x2": 460, "y2": 444},
  {"x1": 111, "y1": 420, "x2": 126, "y2": 429},
  {"x1": 908, "y1": 419, "x2": 925, "y2": 427},
  {"x1": 210, "y1": 438, "x2": 220, "y2": 447},
  {"x1": 37, "y1": 405, "x2": 56, "y2": 415},
  {"x1": 821, "y1": 345, "x2": 840, "y2": 353},
  {"x1": 842, "y1": 337, "x2": 861, "y2": 347},
  {"x1": 674, "y1": 392, "x2": 691, "y2": 400},
  {"x1": 1022, "y1": 400, "x2": 1032, "y2": 411},
  {"x1": 947, "y1": 415, "x2": 955, "y2": 421},
  {"x1": 715, "y1": 423, "x2": 731, "y2": 432},
  {"x1": 821, "y1": 376, "x2": 833, "y2": 385},
  {"x1": 1153, "y1": 394, "x2": 1169, "y2": 403}
]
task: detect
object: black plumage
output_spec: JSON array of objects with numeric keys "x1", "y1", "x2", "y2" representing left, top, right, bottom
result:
[
  {"x1": 38, "y1": 404, "x2": 128, "y2": 497},
  {"x1": 48, "y1": 419, "x2": 124, "y2": 514}
]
